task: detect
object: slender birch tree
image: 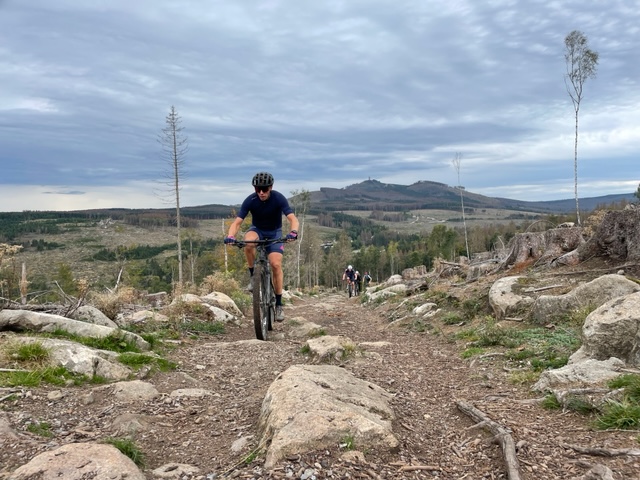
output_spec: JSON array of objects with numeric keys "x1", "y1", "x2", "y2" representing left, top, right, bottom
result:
[
  {"x1": 159, "y1": 106, "x2": 188, "y2": 289},
  {"x1": 564, "y1": 30, "x2": 598, "y2": 226},
  {"x1": 290, "y1": 189, "x2": 311, "y2": 289},
  {"x1": 452, "y1": 152, "x2": 470, "y2": 259}
]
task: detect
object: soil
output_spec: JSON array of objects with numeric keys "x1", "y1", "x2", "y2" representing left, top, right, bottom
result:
[{"x1": 2, "y1": 268, "x2": 640, "y2": 479}]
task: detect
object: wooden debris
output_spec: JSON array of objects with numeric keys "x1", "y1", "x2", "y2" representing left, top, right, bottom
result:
[
  {"x1": 563, "y1": 444, "x2": 640, "y2": 457},
  {"x1": 456, "y1": 400, "x2": 521, "y2": 480}
]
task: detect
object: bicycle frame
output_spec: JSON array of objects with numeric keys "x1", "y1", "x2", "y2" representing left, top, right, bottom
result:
[{"x1": 233, "y1": 237, "x2": 287, "y2": 340}]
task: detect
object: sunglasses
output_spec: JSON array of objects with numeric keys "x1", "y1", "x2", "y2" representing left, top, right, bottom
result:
[{"x1": 255, "y1": 186, "x2": 270, "y2": 193}]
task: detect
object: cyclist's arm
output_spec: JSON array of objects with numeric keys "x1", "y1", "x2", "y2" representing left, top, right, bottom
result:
[
  {"x1": 227, "y1": 217, "x2": 244, "y2": 238},
  {"x1": 285, "y1": 212, "x2": 299, "y2": 234}
]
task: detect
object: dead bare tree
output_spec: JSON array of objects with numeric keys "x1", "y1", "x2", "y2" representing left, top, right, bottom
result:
[
  {"x1": 452, "y1": 152, "x2": 470, "y2": 259},
  {"x1": 564, "y1": 30, "x2": 599, "y2": 226},
  {"x1": 290, "y1": 189, "x2": 311, "y2": 289},
  {"x1": 158, "y1": 106, "x2": 188, "y2": 289}
]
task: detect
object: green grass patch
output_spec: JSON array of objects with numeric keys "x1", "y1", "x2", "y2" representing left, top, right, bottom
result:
[
  {"x1": 0, "y1": 366, "x2": 99, "y2": 388},
  {"x1": 529, "y1": 353, "x2": 570, "y2": 372},
  {"x1": 461, "y1": 347, "x2": 485, "y2": 359},
  {"x1": 117, "y1": 352, "x2": 176, "y2": 372},
  {"x1": 557, "y1": 305, "x2": 597, "y2": 326},
  {"x1": 299, "y1": 344, "x2": 311, "y2": 355},
  {"x1": 339, "y1": 434, "x2": 355, "y2": 450},
  {"x1": 594, "y1": 400, "x2": 640, "y2": 430},
  {"x1": 48, "y1": 329, "x2": 141, "y2": 353},
  {"x1": 442, "y1": 312, "x2": 464, "y2": 325},
  {"x1": 342, "y1": 343, "x2": 359, "y2": 359},
  {"x1": 8, "y1": 342, "x2": 50, "y2": 363},
  {"x1": 507, "y1": 370, "x2": 540, "y2": 385},
  {"x1": 104, "y1": 437, "x2": 145, "y2": 467},
  {"x1": 308, "y1": 328, "x2": 327, "y2": 337},
  {"x1": 454, "y1": 329, "x2": 478, "y2": 341},
  {"x1": 179, "y1": 320, "x2": 225, "y2": 336},
  {"x1": 609, "y1": 374, "x2": 640, "y2": 403},
  {"x1": 410, "y1": 318, "x2": 433, "y2": 333},
  {"x1": 461, "y1": 298, "x2": 486, "y2": 320},
  {"x1": 243, "y1": 449, "x2": 259, "y2": 465},
  {"x1": 565, "y1": 397, "x2": 599, "y2": 415},
  {"x1": 541, "y1": 394, "x2": 561, "y2": 410},
  {"x1": 504, "y1": 349, "x2": 537, "y2": 361},
  {"x1": 26, "y1": 421, "x2": 53, "y2": 437}
]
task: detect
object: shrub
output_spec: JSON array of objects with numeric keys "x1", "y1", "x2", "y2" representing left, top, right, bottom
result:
[
  {"x1": 89, "y1": 286, "x2": 138, "y2": 320},
  {"x1": 199, "y1": 271, "x2": 240, "y2": 297}
]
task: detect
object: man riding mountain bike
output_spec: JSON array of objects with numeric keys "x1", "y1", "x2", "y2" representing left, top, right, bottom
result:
[
  {"x1": 224, "y1": 171, "x2": 299, "y2": 322},
  {"x1": 354, "y1": 270, "x2": 362, "y2": 296},
  {"x1": 342, "y1": 265, "x2": 356, "y2": 297}
]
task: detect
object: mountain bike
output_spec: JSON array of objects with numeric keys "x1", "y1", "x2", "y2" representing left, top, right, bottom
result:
[
  {"x1": 233, "y1": 237, "x2": 287, "y2": 341},
  {"x1": 345, "y1": 279, "x2": 355, "y2": 298}
]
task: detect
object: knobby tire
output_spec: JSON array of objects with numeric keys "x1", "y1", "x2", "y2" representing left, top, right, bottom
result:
[
  {"x1": 252, "y1": 264, "x2": 268, "y2": 340},
  {"x1": 262, "y1": 267, "x2": 275, "y2": 332}
]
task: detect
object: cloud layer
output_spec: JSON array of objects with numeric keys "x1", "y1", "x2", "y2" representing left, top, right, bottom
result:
[{"x1": 1, "y1": 0, "x2": 639, "y2": 211}]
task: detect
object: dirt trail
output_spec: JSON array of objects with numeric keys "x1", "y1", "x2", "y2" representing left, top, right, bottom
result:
[{"x1": 2, "y1": 292, "x2": 639, "y2": 479}]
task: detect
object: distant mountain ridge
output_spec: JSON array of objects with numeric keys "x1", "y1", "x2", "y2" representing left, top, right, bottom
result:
[
  {"x1": 304, "y1": 179, "x2": 634, "y2": 214},
  {"x1": 46, "y1": 179, "x2": 633, "y2": 218}
]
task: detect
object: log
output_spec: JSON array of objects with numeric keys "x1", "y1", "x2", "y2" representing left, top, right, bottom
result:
[
  {"x1": 563, "y1": 444, "x2": 640, "y2": 457},
  {"x1": 456, "y1": 400, "x2": 521, "y2": 480}
]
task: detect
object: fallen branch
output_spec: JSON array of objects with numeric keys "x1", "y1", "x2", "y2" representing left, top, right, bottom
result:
[
  {"x1": 456, "y1": 400, "x2": 521, "y2": 480},
  {"x1": 523, "y1": 284, "x2": 564, "y2": 293},
  {"x1": 398, "y1": 465, "x2": 441, "y2": 472},
  {"x1": 563, "y1": 444, "x2": 640, "y2": 457}
]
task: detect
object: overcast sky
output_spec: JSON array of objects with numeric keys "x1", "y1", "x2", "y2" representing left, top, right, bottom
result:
[{"x1": 1, "y1": 0, "x2": 639, "y2": 212}]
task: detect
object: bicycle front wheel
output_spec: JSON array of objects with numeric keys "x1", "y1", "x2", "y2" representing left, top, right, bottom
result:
[{"x1": 252, "y1": 264, "x2": 268, "y2": 340}]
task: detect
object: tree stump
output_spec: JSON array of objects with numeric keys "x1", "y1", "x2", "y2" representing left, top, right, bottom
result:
[
  {"x1": 497, "y1": 227, "x2": 584, "y2": 271},
  {"x1": 554, "y1": 207, "x2": 640, "y2": 266}
]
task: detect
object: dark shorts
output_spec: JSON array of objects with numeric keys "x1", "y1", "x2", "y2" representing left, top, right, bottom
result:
[{"x1": 248, "y1": 227, "x2": 284, "y2": 255}]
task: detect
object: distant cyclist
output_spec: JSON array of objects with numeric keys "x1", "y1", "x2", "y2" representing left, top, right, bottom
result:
[
  {"x1": 354, "y1": 270, "x2": 362, "y2": 296},
  {"x1": 363, "y1": 271, "x2": 372, "y2": 289},
  {"x1": 342, "y1": 265, "x2": 356, "y2": 296},
  {"x1": 224, "y1": 172, "x2": 299, "y2": 322}
]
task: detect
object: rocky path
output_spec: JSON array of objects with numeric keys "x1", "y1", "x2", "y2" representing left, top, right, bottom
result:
[{"x1": 2, "y1": 292, "x2": 639, "y2": 479}]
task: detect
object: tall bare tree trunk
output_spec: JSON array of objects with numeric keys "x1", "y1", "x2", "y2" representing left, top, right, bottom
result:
[
  {"x1": 159, "y1": 106, "x2": 188, "y2": 290},
  {"x1": 452, "y1": 152, "x2": 470, "y2": 258},
  {"x1": 564, "y1": 30, "x2": 598, "y2": 227}
]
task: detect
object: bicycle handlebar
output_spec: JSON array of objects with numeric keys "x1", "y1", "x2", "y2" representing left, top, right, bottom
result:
[{"x1": 231, "y1": 237, "x2": 289, "y2": 248}]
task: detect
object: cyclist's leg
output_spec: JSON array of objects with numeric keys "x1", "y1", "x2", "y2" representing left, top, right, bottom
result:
[
  {"x1": 268, "y1": 251, "x2": 284, "y2": 295},
  {"x1": 265, "y1": 230, "x2": 284, "y2": 294},
  {"x1": 243, "y1": 228, "x2": 260, "y2": 268}
]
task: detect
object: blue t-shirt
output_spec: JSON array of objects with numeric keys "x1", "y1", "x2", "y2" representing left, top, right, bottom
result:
[{"x1": 237, "y1": 190, "x2": 294, "y2": 231}]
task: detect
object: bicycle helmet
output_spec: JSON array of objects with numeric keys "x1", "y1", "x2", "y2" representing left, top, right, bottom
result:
[
  {"x1": 252, "y1": 172, "x2": 274, "y2": 187},
  {"x1": 347, "y1": 265, "x2": 353, "y2": 270}
]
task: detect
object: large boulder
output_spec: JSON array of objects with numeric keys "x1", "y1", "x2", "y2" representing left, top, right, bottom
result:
[
  {"x1": 70, "y1": 305, "x2": 118, "y2": 328},
  {"x1": 569, "y1": 291, "x2": 640, "y2": 366},
  {"x1": 532, "y1": 357, "x2": 625, "y2": 392},
  {"x1": 366, "y1": 284, "x2": 407, "y2": 303},
  {"x1": 201, "y1": 292, "x2": 243, "y2": 316},
  {"x1": 8, "y1": 442, "x2": 145, "y2": 480},
  {"x1": 257, "y1": 364, "x2": 398, "y2": 469},
  {"x1": 0, "y1": 310, "x2": 150, "y2": 351},
  {"x1": 530, "y1": 274, "x2": 640, "y2": 324},
  {"x1": 488, "y1": 276, "x2": 534, "y2": 320},
  {"x1": 14, "y1": 337, "x2": 132, "y2": 381}
]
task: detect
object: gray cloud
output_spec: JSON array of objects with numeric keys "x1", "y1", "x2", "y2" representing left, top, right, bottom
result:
[{"x1": 0, "y1": 0, "x2": 639, "y2": 211}]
